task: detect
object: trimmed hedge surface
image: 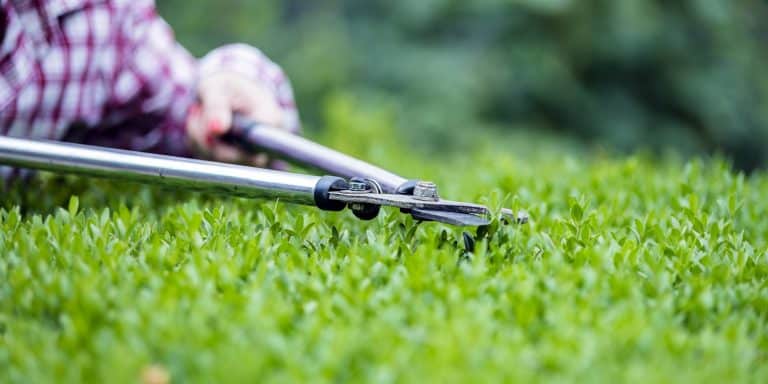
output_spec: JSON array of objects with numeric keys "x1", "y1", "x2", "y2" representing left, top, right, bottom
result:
[{"x1": 1, "y1": 122, "x2": 767, "y2": 382}]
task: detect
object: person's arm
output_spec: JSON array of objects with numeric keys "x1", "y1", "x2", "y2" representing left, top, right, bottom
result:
[
  {"x1": 188, "y1": 44, "x2": 300, "y2": 165},
  {"x1": 108, "y1": 0, "x2": 298, "y2": 162}
]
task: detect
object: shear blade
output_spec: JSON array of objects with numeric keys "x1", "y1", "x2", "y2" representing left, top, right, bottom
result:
[
  {"x1": 410, "y1": 208, "x2": 490, "y2": 226},
  {"x1": 328, "y1": 191, "x2": 489, "y2": 215}
]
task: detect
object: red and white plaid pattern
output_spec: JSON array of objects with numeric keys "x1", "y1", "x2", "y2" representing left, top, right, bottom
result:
[{"x1": 0, "y1": 0, "x2": 298, "y2": 161}]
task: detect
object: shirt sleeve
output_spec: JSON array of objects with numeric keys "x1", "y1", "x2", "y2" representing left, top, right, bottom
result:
[
  {"x1": 104, "y1": 1, "x2": 299, "y2": 156},
  {"x1": 101, "y1": 0, "x2": 197, "y2": 155}
]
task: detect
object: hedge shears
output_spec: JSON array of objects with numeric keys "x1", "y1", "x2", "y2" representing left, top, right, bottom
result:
[{"x1": 0, "y1": 116, "x2": 528, "y2": 227}]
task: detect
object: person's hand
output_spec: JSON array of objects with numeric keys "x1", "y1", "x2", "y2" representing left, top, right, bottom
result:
[{"x1": 186, "y1": 71, "x2": 288, "y2": 166}]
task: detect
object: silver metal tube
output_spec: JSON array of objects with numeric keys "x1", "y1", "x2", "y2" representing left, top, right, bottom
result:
[
  {"x1": 231, "y1": 118, "x2": 409, "y2": 193},
  {"x1": 0, "y1": 136, "x2": 320, "y2": 205}
]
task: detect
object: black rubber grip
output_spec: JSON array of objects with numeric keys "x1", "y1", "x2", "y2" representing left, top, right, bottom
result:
[
  {"x1": 220, "y1": 114, "x2": 259, "y2": 151},
  {"x1": 314, "y1": 175, "x2": 348, "y2": 211}
]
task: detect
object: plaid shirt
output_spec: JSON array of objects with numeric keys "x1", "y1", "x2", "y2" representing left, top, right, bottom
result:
[{"x1": 0, "y1": 0, "x2": 298, "y2": 159}]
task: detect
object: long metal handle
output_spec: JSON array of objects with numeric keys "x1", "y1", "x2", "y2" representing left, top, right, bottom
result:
[
  {"x1": 0, "y1": 136, "x2": 321, "y2": 206},
  {"x1": 227, "y1": 116, "x2": 409, "y2": 193}
]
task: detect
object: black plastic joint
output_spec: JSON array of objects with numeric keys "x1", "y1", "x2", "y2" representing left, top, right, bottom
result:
[
  {"x1": 395, "y1": 179, "x2": 420, "y2": 214},
  {"x1": 314, "y1": 176, "x2": 348, "y2": 211},
  {"x1": 395, "y1": 179, "x2": 420, "y2": 195}
]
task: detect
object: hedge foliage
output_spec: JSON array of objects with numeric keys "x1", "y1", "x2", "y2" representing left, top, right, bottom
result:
[{"x1": 1, "y1": 95, "x2": 767, "y2": 382}]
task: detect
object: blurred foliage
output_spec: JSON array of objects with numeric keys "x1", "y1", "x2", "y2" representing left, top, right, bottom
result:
[{"x1": 157, "y1": 0, "x2": 768, "y2": 170}]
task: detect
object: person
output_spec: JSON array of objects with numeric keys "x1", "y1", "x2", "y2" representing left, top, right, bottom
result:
[{"x1": 0, "y1": 0, "x2": 298, "y2": 180}]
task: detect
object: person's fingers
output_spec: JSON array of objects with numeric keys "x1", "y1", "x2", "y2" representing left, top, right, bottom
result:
[
  {"x1": 237, "y1": 86, "x2": 285, "y2": 167},
  {"x1": 186, "y1": 103, "x2": 210, "y2": 155},
  {"x1": 238, "y1": 82, "x2": 285, "y2": 129},
  {"x1": 249, "y1": 153, "x2": 269, "y2": 168},
  {"x1": 225, "y1": 80, "x2": 285, "y2": 167},
  {"x1": 194, "y1": 72, "x2": 291, "y2": 167},
  {"x1": 210, "y1": 142, "x2": 247, "y2": 164},
  {"x1": 198, "y1": 75, "x2": 234, "y2": 135}
]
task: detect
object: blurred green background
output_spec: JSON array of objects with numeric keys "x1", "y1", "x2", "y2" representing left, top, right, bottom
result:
[{"x1": 158, "y1": 0, "x2": 768, "y2": 172}]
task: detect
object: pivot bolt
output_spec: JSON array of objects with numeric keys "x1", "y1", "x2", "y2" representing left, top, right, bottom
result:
[
  {"x1": 349, "y1": 179, "x2": 368, "y2": 192},
  {"x1": 348, "y1": 178, "x2": 370, "y2": 211},
  {"x1": 413, "y1": 181, "x2": 439, "y2": 201}
]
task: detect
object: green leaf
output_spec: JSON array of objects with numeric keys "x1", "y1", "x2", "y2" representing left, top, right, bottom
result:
[{"x1": 66, "y1": 195, "x2": 80, "y2": 216}]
